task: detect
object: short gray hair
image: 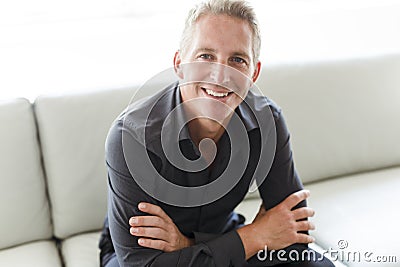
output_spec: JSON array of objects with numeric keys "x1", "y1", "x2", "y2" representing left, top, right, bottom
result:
[{"x1": 180, "y1": 0, "x2": 261, "y2": 65}]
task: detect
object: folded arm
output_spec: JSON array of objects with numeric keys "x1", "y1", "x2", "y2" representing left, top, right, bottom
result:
[{"x1": 106, "y1": 120, "x2": 247, "y2": 267}]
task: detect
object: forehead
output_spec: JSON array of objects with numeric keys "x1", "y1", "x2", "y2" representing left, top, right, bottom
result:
[{"x1": 190, "y1": 14, "x2": 253, "y2": 54}]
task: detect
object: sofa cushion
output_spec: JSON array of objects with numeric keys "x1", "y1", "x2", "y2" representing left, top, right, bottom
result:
[
  {"x1": 0, "y1": 240, "x2": 62, "y2": 267},
  {"x1": 257, "y1": 54, "x2": 400, "y2": 183},
  {"x1": 0, "y1": 98, "x2": 52, "y2": 249},
  {"x1": 34, "y1": 88, "x2": 134, "y2": 238},
  {"x1": 308, "y1": 243, "x2": 346, "y2": 267},
  {"x1": 235, "y1": 194, "x2": 261, "y2": 223},
  {"x1": 61, "y1": 232, "x2": 101, "y2": 267},
  {"x1": 235, "y1": 196, "x2": 347, "y2": 266},
  {"x1": 307, "y1": 166, "x2": 400, "y2": 266}
]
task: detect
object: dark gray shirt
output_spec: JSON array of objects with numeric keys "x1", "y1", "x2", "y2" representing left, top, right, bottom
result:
[{"x1": 99, "y1": 82, "x2": 306, "y2": 267}]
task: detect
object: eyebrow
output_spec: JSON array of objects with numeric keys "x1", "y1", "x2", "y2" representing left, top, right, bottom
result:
[{"x1": 194, "y1": 48, "x2": 217, "y2": 55}]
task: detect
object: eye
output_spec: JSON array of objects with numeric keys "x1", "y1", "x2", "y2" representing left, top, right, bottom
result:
[
  {"x1": 230, "y1": 57, "x2": 246, "y2": 65},
  {"x1": 198, "y1": 54, "x2": 213, "y2": 60}
]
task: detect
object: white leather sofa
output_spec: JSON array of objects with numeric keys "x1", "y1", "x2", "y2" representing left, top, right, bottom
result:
[{"x1": 1, "y1": 53, "x2": 399, "y2": 267}]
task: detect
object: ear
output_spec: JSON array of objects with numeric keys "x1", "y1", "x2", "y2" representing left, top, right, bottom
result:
[
  {"x1": 173, "y1": 50, "x2": 184, "y2": 79},
  {"x1": 251, "y1": 61, "x2": 261, "y2": 83}
]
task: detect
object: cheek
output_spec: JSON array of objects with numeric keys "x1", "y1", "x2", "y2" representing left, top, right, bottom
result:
[
  {"x1": 180, "y1": 84, "x2": 202, "y2": 102},
  {"x1": 229, "y1": 70, "x2": 253, "y2": 96},
  {"x1": 228, "y1": 93, "x2": 245, "y2": 110}
]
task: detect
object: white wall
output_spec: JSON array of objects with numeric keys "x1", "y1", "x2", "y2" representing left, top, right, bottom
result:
[{"x1": 0, "y1": 0, "x2": 399, "y2": 101}]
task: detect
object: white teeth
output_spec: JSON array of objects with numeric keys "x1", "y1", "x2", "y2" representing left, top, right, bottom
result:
[{"x1": 205, "y1": 89, "x2": 229, "y2": 97}]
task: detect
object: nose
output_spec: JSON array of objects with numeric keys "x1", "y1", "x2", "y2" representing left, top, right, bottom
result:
[{"x1": 210, "y1": 62, "x2": 230, "y2": 85}]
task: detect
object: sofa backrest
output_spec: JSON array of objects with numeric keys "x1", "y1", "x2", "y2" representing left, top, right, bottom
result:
[
  {"x1": 257, "y1": 54, "x2": 400, "y2": 183},
  {"x1": 28, "y1": 53, "x2": 400, "y2": 239},
  {"x1": 34, "y1": 88, "x2": 134, "y2": 239},
  {"x1": 0, "y1": 98, "x2": 52, "y2": 249}
]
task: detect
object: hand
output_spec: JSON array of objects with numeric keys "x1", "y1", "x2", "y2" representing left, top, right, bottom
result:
[
  {"x1": 129, "y1": 202, "x2": 194, "y2": 252},
  {"x1": 237, "y1": 190, "x2": 315, "y2": 259},
  {"x1": 252, "y1": 203, "x2": 267, "y2": 223},
  {"x1": 252, "y1": 189, "x2": 315, "y2": 250}
]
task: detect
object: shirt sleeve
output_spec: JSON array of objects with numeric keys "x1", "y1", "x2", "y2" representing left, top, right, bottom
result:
[
  {"x1": 247, "y1": 109, "x2": 309, "y2": 266},
  {"x1": 258, "y1": 109, "x2": 306, "y2": 210},
  {"x1": 106, "y1": 120, "x2": 246, "y2": 267}
]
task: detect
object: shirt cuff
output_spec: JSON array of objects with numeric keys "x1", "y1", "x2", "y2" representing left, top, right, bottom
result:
[
  {"x1": 192, "y1": 232, "x2": 221, "y2": 243},
  {"x1": 204, "y1": 230, "x2": 246, "y2": 267}
]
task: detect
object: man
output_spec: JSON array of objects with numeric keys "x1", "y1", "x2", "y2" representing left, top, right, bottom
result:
[{"x1": 99, "y1": 0, "x2": 334, "y2": 266}]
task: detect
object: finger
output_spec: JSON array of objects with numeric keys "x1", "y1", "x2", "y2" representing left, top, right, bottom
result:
[
  {"x1": 138, "y1": 238, "x2": 170, "y2": 251},
  {"x1": 292, "y1": 207, "x2": 315, "y2": 221},
  {"x1": 253, "y1": 203, "x2": 266, "y2": 222},
  {"x1": 255, "y1": 203, "x2": 266, "y2": 215},
  {"x1": 138, "y1": 202, "x2": 171, "y2": 221},
  {"x1": 295, "y1": 233, "x2": 315, "y2": 244},
  {"x1": 282, "y1": 190, "x2": 310, "y2": 209},
  {"x1": 258, "y1": 203, "x2": 265, "y2": 211},
  {"x1": 296, "y1": 220, "x2": 315, "y2": 231},
  {"x1": 129, "y1": 216, "x2": 165, "y2": 228},
  {"x1": 130, "y1": 226, "x2": 168, "y2": 241}
]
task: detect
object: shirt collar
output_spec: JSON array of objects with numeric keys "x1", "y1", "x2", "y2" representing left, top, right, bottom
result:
[
  {"x1": 140, "y1": 82, "x2": 260, "y2": 155},
  {"x1": 175, "y1": 84, "x2": 260, "y2": 142}
]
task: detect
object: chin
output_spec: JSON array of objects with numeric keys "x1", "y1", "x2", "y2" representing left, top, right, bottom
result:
[{"x1": 198, "y1": 117, "x2": 227, "y2": 133}]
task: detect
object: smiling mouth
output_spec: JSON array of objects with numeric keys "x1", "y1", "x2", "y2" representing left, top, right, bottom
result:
[{"x1": 202, "y1": 87, "x2": 233, "y2": 98}]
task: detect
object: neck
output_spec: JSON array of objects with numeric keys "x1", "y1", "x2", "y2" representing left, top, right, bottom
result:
[
  {"x1": 187, "y1": 117, "x2": 230, "y2": 148},
  {"x1": 188, "y1": 118, "x2": 229, "y2": 165}
]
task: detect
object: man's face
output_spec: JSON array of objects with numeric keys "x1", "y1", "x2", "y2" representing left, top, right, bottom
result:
[{"x1": 174, "y1": 14, "x2": 261, "y2": 124}]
